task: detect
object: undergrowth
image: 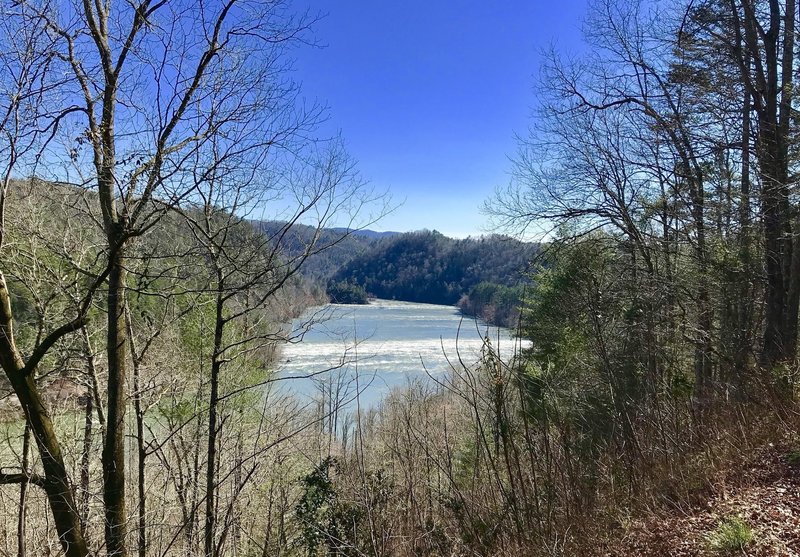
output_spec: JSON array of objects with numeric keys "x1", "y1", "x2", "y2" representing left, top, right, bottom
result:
[{"x1": 707, "y1": 516, "x2": 754, "y2": 553}]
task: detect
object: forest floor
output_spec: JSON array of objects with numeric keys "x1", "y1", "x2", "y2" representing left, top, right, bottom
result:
[{"x1": 599, "y1": 440, "x2": 800, "y2": 556}]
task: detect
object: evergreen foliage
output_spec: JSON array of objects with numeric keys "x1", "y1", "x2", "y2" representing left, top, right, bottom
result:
[
  {"x1": 457, "y1": 282, "x2": 526, "y2": 328},
  {"x1": 326, "y1": 281, "x2": 369, "y2": 304},
  {"x1": 330, "y1": 230, "x2": 537, "y2": 310}
]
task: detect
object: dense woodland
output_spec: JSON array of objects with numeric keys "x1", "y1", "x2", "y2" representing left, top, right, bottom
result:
[
  {"x1": 0, "y1": 0, "x2": 799, "y2": 556},
  {"x1": 254, "y1": 221, "x2": 390, "y2": 282},
  {"x1": 254, "y1": 223, "x2": 536, "y2": 327},
  {"x1": 326, "y1": 230, "x2": 536, "y2": 325}
]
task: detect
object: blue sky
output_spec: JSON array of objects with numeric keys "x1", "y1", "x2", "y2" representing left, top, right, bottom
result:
[{"x1": 293, "y1": 1, "x2": 588, "y2": 237}]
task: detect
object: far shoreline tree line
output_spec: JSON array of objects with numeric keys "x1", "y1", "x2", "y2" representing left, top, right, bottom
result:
[{"x1": 322, "y1": 229, "x2": 536, "y2": 328}]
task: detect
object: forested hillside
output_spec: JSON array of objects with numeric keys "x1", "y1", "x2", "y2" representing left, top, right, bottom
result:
[
  {"x1": 255, "y1": 221, "x2": 394, "y2": 280},
  {"x1": 256, "y1": 224, "x2": 537, "y2": 327},
  {"x1": 327, "y1": 230, "x2": 537, "y2": 324}
]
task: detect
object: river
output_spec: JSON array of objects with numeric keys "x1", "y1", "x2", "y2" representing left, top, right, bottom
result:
[{"x1": 276, "y1": 299, "x2": 523, "y2": 407}]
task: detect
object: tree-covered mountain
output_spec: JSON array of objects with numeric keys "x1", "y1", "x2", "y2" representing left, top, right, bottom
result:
[
  {"x1": 254, "y1": 221, "x2": 397, "y2": 280},
  {"x1": 253, "y1": 223, "x2": 537, "y2": 326},
  {"x1": 327, "y1": 230, "x2": 538, "y2": 319}
]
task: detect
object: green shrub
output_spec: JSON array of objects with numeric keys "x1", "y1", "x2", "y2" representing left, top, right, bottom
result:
[
  {"x1": 786, "y1": 449, "x2": 800, "y2": 466},
  {"x1": 707, "y1": 516, "x2": 753, "y2": 553}
]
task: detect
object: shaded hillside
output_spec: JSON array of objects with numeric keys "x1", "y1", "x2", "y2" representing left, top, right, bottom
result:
[
  {"x1": 254, "y1": 223, "x2": 538, "y2": 326},
  {"x1": 254, "y1": 221, "x2": 395, "y2": 280},
  {"x1": 0, "y1": 181, "x2": 328, "y2": 397},
  {"x1": 328, "y1": 230, "x2": 538, "y2": 311}
]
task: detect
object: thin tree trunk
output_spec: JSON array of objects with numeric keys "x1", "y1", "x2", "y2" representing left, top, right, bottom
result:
[
  {"x1": 127, "y1": 309, "x2": 148, "y2": 557},
  {"x1": 779, "y1": 0, "x2": 798, "y2": 362},
  {"x1": 205, "y1": 288, "x2": 225, "y2": 557},
  {"x1": 79, "y1": 387, "x2": 93, "y2": 534},
  {"x1": 82, "y1": 327, "x2": 106, "y2": 444},
  {"x1": 17, "y1": 423, "x2": 30, "y2": 557},
  {"x1": 103, "y1": 245, "x2": 129, "y2": 557},
  {"x1": 734, "y1": 51, "x2": 753, "y2": 391}
]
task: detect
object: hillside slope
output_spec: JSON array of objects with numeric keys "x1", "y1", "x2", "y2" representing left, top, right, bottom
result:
[
  {"x1": 328, "y1": 230, "x2": 538, "y2": 317},
  {"x1": 599, "y1": 443, "x2": 800, "y2": 556},
  {"x1": 254, "y1": 220, "x2": 389, "y2": 280}
]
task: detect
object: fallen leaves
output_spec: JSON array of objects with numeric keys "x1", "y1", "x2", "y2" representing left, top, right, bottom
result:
[{"x1": 599, "y1": 443, "x2": 800, "y2": 556}]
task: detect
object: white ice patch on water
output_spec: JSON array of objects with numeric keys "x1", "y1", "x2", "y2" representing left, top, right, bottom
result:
[{"x1": 275, "y1": 299, "x2": 527, "y2": 405}]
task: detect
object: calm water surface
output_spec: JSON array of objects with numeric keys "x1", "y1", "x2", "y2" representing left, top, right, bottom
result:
[{"x1": 277, "y1": 299, "x2": 523, "y2": 406}]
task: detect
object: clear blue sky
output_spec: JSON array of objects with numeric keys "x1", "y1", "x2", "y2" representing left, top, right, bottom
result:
[{"x1": 293, "y1": 1, "x2": 588, "y2": 237}]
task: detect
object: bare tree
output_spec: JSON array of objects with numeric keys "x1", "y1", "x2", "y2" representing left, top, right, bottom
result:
[
  {"x1": 489, "y1": 0, "x2": 723, "y2": 403},
  {"x1": 173, "y1": 129, "x2": 381, "y2": 556},
  {"x1": 684, "y1": 0, "x2": 798, "y2": 368},
  {"x1": 0, "y1": 3, "x2": 95, "y2": 554}
]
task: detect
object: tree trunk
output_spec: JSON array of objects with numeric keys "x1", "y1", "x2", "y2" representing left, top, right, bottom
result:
[
  {"x1": 205, "y1": 289, "x2": 225, "y2": 557},
  {"x1": 734, "y1": 59, "x2": 753, "y2": 392},
  {"x1": 739, "y1": 0, "x2": 799, "y2": 369},
  {"x1": 80, "y1": 388, "x2": 93, "y2": 534},
  {"x1": 103, "y1": 243, "x2": 129, "y2": 557},
  {"x1": 0, "y1": 274, "x2": 89, "y2": 557},
  {"x1": 758, "y1": 124, "x2": 793, "y2": 368},
  {"x1": 17, "y1": 423, "x2": 30, "y2": 557},
  {"x1": 135, "y1": 374, "x2": 147, "y2": 557}
]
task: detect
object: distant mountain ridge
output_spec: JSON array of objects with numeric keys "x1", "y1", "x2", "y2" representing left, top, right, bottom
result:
[
  {"x1": 328, "y1": 228, "x2": 400, "y2": 240},
  {"x1": 327, "y1": 230, "x2": 539, "y2": 326},
  {"x1": 253, "y1": 220, "x2": 383, "y2": 281},
  {"x1": 252, "y1": 221, "x2": 539, "y2": 326}
]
